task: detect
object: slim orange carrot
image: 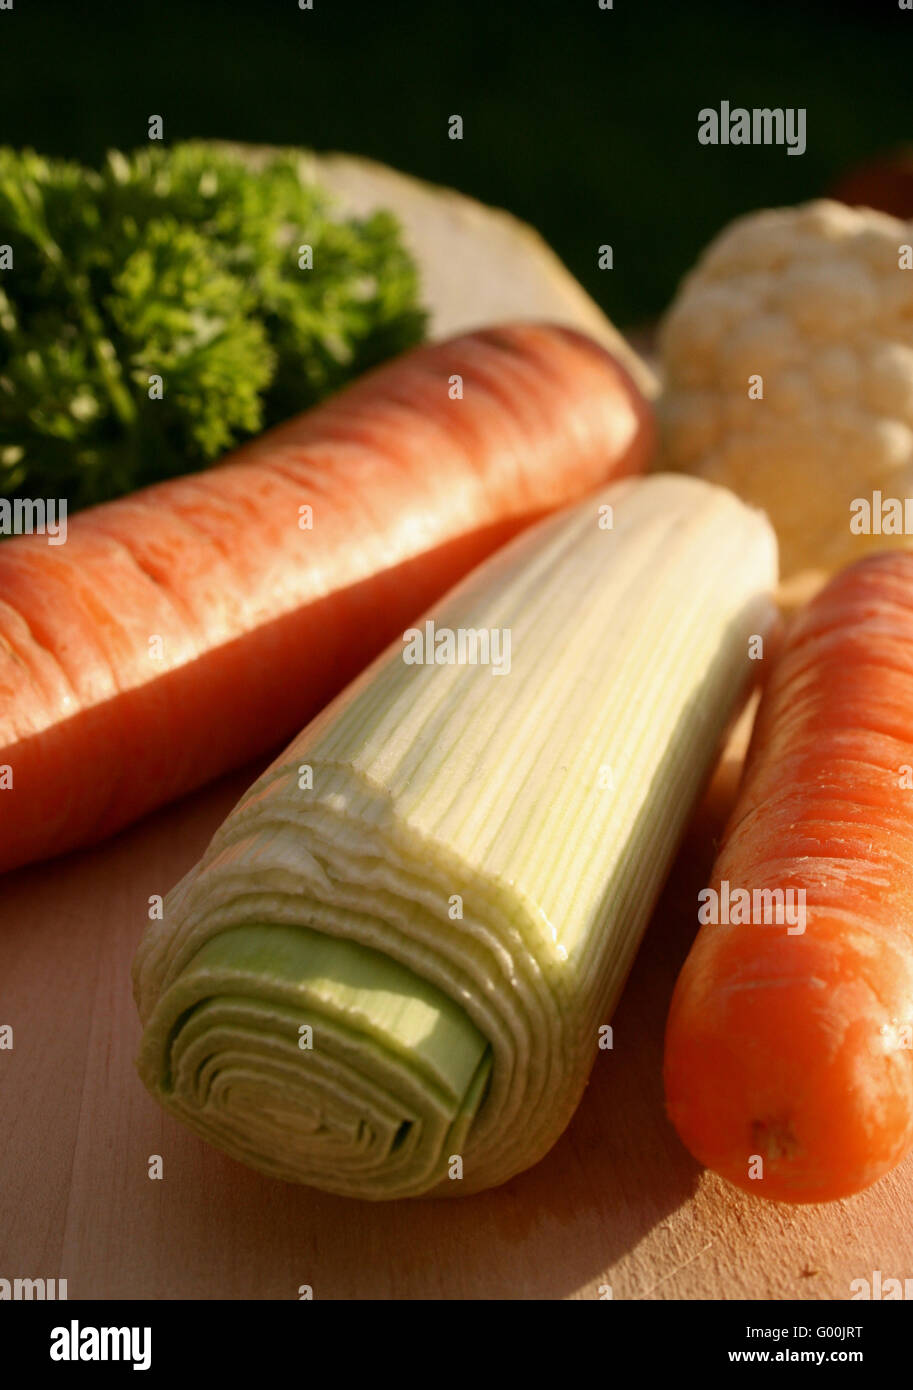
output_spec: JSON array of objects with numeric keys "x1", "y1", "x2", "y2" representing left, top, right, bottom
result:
[
  {"x1": 0, "y1": 323, "x2": 653, "y2": 873},
  {"x1": 664, "y1": 552, "x2": 913, "y2": 1203}
]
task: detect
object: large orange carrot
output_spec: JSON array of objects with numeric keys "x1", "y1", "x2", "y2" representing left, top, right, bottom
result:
[
  {"x1": 664, "y1": 552, "x2": 913, "y2": 1203},
  {"x1": 0, "y1": 323, "x2": 653, "y2": 873}
]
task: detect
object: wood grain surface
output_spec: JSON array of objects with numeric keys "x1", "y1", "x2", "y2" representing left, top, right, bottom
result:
[{"x1": 2, "y1": 715, "x2": 911, "y2": 1301}]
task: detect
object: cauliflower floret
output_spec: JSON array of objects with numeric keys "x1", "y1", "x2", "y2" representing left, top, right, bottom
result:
[{"x1": 660, "y1": 200, "x2": 913, "y2": 579}]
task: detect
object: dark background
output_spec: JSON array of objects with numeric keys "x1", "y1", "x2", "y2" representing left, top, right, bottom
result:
[{"x1": 0, "y1": 0, "x2": 910, "y2": 326}]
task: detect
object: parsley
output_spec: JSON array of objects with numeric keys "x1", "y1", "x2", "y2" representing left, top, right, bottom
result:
[{"x1": 0, "y1": 143, "x2": 426, "y2": 509}]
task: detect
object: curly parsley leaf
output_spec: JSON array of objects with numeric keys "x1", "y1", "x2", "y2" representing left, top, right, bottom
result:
[{"x1": 0, "y1": 143, "x2": 426, "y2": 509}]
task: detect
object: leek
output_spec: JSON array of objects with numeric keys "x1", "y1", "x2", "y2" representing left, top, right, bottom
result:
[{"x1": 133, "y1": 474, "x2": 777, "y2": 1198}]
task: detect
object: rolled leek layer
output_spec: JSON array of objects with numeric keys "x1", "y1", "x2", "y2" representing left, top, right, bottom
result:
[{"x1": 134, "y1": 475, "x2": 778, "y2": 1198}]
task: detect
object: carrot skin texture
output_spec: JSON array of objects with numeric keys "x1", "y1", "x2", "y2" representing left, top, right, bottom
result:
[
  {"x1": 0, "y1": 323, "x2": 654, "y2": 873},
  {"x1": 664, "y1": 552, "x2": 913, "y2": 1203}
]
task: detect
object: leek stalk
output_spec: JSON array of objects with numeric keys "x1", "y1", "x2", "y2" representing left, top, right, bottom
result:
[{"x1": 134, "y1": 474, "x2": 777, "y2": 1198}]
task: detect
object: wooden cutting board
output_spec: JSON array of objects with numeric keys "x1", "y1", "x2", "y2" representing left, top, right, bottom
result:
[{"x1": 2, "y1": 714, "x2": 911, "y2": 1301}]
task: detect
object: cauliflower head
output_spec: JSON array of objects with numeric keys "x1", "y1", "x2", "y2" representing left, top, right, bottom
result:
[{"x1": 659, "y1": 200, "x2": 913, "y2": 579}]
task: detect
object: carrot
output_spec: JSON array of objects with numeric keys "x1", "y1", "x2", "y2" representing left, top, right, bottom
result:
[
  {"x1": 664, "y1": 551, "x2": 913, "y2": 1203},
  {"x1": 0, "y1": 323, "x2": 653, "y2": 874}
]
